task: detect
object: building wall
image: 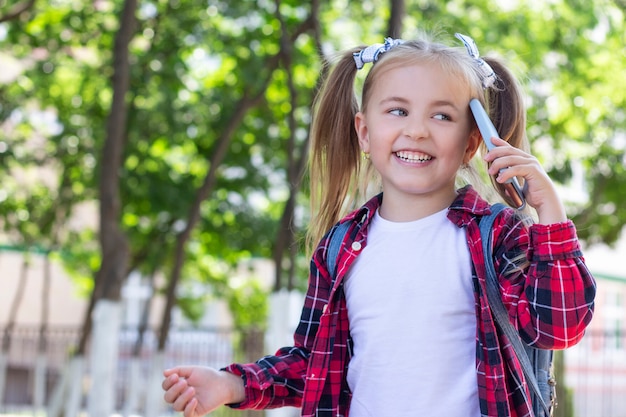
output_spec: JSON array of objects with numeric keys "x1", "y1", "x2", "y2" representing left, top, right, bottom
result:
[{"x1": 0, "y1": 249, "x2": 86, "y2": 327}]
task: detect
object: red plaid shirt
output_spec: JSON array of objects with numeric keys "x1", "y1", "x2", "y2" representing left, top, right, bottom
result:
[{"x1": 224, "y1": 185, "x2": 596, "y2": 416}]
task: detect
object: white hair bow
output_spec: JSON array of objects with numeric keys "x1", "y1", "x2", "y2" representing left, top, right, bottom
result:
[
  {"x1": 455, "y1": 33, "x2": 497, "y2": 89},
  {"x1": 353, "y1": 37, "x2": 404, "y2": 70}
]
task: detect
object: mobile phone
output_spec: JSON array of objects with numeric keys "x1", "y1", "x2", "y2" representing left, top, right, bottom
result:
[{"x1": 469, "y1": 98, "x2": 526, "y2": 210}]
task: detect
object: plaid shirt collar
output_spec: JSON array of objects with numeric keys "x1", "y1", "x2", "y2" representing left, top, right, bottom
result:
[{"x1": 346, "y1": 184, "x2": 492, "y2": 229}]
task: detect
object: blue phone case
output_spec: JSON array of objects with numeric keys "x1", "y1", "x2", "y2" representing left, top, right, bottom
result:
[{"x1": 470, "y1": 99, "x2": 526, "y2": 209}]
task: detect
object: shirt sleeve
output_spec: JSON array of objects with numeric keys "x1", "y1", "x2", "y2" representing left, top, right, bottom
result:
[
  {"x1": 222, "y1": 235, "x2": 334, "y2": 409},
  {"x1": 494, "y1": 214, "x2": 596, "y2": 349},
  {"x1": 222, "y1": 346, "x2": 310, "y2": 409}
]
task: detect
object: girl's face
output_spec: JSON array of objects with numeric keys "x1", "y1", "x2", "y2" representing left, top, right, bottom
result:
[{"x1": 355, "y1": 61, "x2": 480, "y2": 219}]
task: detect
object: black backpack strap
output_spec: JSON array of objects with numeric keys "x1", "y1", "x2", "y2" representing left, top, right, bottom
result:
[{"x1": 479, "y1": 203, "x2": 552, "y2": 417}]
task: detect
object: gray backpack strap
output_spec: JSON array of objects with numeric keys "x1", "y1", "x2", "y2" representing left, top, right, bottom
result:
[
  {"x1": 326, "y1": 221, "x2": 351, "y2": 280},
  {"x1": 480, "y1": 203, "x2": 552, "y2": 416}
]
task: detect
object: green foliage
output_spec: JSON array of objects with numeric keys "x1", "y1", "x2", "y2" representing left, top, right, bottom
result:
[
  {"x1": 227, "y1": 278, "x2": 269, "y2": 332},
  {"x1": 401, "y1": 0, "x2": 626, "y2": 246},
  {"x1": 175, "y1": 294, "x2": 207, "y2": 323},
  {"x1": 1, "y1": 0, "x2": 625, "y2": 331},
  {"x1": 55, "y1": 229, "x2": 100, "y2": 297}
]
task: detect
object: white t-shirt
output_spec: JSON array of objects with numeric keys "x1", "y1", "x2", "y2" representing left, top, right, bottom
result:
[{"x1": 344, "y1": 208, "x2": 480, "y2": 417}]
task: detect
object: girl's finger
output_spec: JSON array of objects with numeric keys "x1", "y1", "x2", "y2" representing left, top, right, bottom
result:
[{"x1": 184, "y1": 397, "x2": 199, "y2": 417}]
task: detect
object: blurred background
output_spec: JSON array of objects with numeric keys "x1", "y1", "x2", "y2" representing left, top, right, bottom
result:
[{"x1": 0, "y1": 0, "x2": 625, "y2": 416}]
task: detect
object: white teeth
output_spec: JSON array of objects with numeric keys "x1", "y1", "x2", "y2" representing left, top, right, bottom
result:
[{"x1": 396, "y1": 151, "x2": 432, "y2": 162}]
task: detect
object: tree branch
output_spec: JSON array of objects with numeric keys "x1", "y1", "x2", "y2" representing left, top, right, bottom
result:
[{"x1": 0, "y1": 0, "x2": 36, "y2": 23}]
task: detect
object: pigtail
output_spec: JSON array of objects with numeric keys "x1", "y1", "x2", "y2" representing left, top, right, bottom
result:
[
  {"x1": 483, "y1": 56, "x2": 531, "y2": 209},
  {"x1": 307, "y1": 47, "x2": 364, "y2": 255}
]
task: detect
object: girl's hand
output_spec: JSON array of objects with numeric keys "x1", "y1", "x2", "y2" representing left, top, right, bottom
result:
[
  {"x1": 162, "y1": 366, "x2": 245, "y2": 417},
  {"x1": 483, "y1": 137, "x2": 567, "y2": 224}
]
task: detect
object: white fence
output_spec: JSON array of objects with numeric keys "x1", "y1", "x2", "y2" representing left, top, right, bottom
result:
[{"x1": 1, "y1": 326, "x2": 624, "y2": 417}]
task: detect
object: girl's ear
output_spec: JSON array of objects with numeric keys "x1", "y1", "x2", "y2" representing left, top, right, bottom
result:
[
  {"x1": 355, "y1": 111, "x2": 370, "y2": 153},
  {"x1": 464, "y1": 127, "x2": 482, "y2": 164}
]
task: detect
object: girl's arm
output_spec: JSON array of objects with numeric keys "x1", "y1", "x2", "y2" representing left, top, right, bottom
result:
[
  {"x1": 494, "y1": 210, "x2": 596, "y2": 349},
  {"x1": 162, "y1": 237, "x2": 334, "y2": 413},
  {"x1": 221, "y1": 243, "x2": 335, "y2": 409},
  {"x1": 484, "y1": 135, "x2": 595, "y2": 348},
  {"x1": 162, "y1": 367, "x2": 245, "y2": 417}
]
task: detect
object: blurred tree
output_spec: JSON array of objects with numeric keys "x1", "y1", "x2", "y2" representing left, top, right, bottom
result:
[{"x1": 0, "y1": 0, "x2": 624, "y2": 415}]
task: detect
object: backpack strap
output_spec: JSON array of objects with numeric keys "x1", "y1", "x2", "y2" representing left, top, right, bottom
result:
[
  {"x1": 479, "y1": 203, "x2": 551, "y2": 416},
  {"x1": 326, "y1": 221, "x2": 351, "y2": 282}
]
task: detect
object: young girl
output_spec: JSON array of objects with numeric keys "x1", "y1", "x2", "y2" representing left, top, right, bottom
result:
[{"x1": 162, "y1": 32, "x2": 596, "y2": 417}]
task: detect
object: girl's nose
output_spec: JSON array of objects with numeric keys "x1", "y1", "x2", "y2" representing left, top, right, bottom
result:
[{"x1": 403, "y1": 117, "x2": 428, "y2": 140}]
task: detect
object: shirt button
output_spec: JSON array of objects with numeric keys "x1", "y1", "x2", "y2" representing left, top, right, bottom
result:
[{"x1": 351, "y1": 241, "x2": 362, "y2": 251}]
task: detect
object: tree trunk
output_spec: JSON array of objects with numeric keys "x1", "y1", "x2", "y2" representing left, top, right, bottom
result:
[
  {"x1": 33, "y1": 355, "x2": 47, "y2": 414},
  {"x1": 33, "y1": 252, "x2": 52, "y2": 412},
  {"x1": 157, "y1": 88, "x2": 268, "y2": 353},
  {"x1": 47, "y1": 355, "x2": 84, "y2": 417},
  {"x1": 155, "y1": 2, "x2": 324, "y2": 352},
  {"x1": 86, "y1": 0, "x2": 137, "y2": 416},
  {"x1": 242, "y1": 327, "x2": 266, "y2": 417},
  {"x1": 387, "y1": 0, "x2": 405, "y2": 38},
  {"x1": 67, "y1": 357, "x2": 85, "y2": 417},
  {"x1": 0, "y1": 255, "x2": 30, "y2": 406},
  {"x1": 0, "y1": 354, "x2": 6, "y2": 409},
  {"x1": 88, "y1": 300, "x2": 123, "y2": 417},
  {"x1": 144, "y1": 352, "x2": 167, "y2": 417},
  {"x1": 124, "y1": 272, "x2": 156, "y2": 416},
  {"x1": 0, "y1": 0, "x2": 35, "y2": 23},
  {"x1": 271, "y1": 0, "x2": 323, "y2": 292}
]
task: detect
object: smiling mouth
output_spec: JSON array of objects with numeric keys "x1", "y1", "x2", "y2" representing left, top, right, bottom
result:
[{"x1": 395, "y1": 151, "x2": 433, "y2": 163}]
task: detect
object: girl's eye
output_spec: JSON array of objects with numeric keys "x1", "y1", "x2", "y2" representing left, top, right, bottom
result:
[
  {"x1": 389, "y1": 108, "x2": 408, "y2": 117},
  {"x1": 433, "y1": 113, "x2": 452, "y2": 121}
]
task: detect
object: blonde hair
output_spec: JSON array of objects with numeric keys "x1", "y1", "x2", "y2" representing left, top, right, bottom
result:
[{"x1": 307, "y1": 34, "x2": 530, "y2": 254}]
